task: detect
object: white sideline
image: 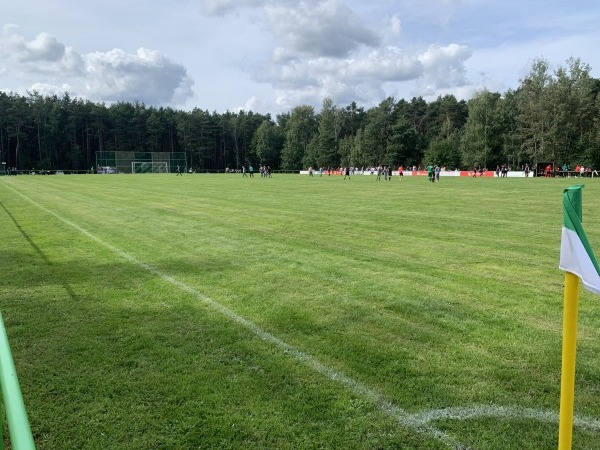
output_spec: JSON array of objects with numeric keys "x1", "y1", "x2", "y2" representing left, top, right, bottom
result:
[{"x1": 4, "y1": 181, "x2": 600, "y2": 448}]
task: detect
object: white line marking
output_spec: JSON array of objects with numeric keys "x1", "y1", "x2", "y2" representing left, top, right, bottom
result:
[
  {"x1": 4, "y1": 181, "x2": 600, "y2": 448},
  {"x1": 412, "y1": 404, "x2": 600, "y2": 431}
]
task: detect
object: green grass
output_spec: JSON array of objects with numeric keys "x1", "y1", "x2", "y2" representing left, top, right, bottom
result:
[{"x1": 1, "y1": 173, "x2": 600, "y2": 449}]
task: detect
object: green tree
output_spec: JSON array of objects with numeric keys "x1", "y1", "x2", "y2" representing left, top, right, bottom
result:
[
  {"x1": 424, "y1": 95, "x2": 468, "y2": 143},
  {"x1": 6, "y1": 94, "x2": 29, "y2": 169},
  {"x1": 146, "y1": 109, "x2": 165, "y2": 152},
  {"x1": 251, "y1": 119, "x2": 282, "y2": 168},
  {"x1": 515, "y1": 58, "x2": 552, "y2": 165},
  {"x1": 424, "y1": 116, "x2": 461, "y2": 169},
  {"x1": 497, "y1": 90, "x2": 523, "y2": 169},
  {"x1": 545, "y1": 58, "x2": 597, "y2": 166},
  {"x1": 388, "y1": 110, "x2": 419, "y2": 166},
  {"x1": 348, "y1": 129, "x2": 368, "y2": 168},
  {"x1": 314, "y1": 97, "x2": 343, "y2": 168},
  {"x1": 361, "y1": 97, "x2": 395, "y2": 166},
  {"x1": 0, "y1": 92, "x2": 10, "y2": 168},
  {"x1": 404, "y1": 97, "x2": 430, "y2": 165},
  {"x1": 281, "y1": 105, "x2": 316, "y2": 170},
  {"x1": 460, "y1": 89, "x2": 504, "y2": 169},
  {"x1": 1, "y1": 58, "x2": 598, "y2": 174},
  {"x1": 337, "y1": 134, "x2": 353, "y2": 167},
  {"x1": 341, "y1": 101, "x2": 366, "y2": 138}
]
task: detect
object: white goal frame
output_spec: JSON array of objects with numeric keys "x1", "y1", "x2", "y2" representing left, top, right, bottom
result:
[{"x1": 131, "y1": 161, "x2": 169, "y2": 174}]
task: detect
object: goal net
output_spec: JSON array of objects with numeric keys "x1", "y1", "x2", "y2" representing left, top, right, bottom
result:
[
  {"x1": 132, "y1": 161, "x2": 169, "y2": 174},
  {"x1": 96, "y1": 151, "x2": 186, "y2": 174}
]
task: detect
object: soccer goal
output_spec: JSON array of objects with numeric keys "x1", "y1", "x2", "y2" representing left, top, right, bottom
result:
[{"x1": 131, "y1": 161, "x2": 169, "y2": 174}]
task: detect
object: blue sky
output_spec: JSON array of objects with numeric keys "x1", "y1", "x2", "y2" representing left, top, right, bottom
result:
[{"x1": 1, "y1": 0, "x2": 599, "y2": 115}]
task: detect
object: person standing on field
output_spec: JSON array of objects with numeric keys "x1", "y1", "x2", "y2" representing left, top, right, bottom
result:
[
  {"x1": 427, "y1": 163, "x2": 434, "y2": 182},
  {"x1": 176, "y1": 165, "x2": 182, "y2": 176}
]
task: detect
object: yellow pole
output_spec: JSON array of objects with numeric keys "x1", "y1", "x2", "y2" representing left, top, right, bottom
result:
[{"x1": 558, "y1": 271, "x2": 580, "y2": 450}]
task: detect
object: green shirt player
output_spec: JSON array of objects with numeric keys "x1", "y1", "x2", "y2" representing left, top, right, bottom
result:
[{"x1": 426, "y1": 164, "x2": 434, "y2": 182}]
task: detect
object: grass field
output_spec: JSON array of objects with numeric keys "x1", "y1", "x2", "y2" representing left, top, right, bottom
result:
[{"x1": 1, "y1": 173, "x2": 600, "y2": 449}]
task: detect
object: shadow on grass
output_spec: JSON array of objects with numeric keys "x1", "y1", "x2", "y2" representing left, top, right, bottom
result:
[{"x1": 1, "y1": 200, "x2": 79, "y2": 302}]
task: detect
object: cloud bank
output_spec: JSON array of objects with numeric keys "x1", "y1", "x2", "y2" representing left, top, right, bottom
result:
[
  {"x1": 0, "y1": 1, "x2": 479, "y2": 112},
  {"x1": 0, "y1": 24, "x2": 194, "y2": 105},
  {"x1": 199, "y1": 0, "x2": 475, "y2": 109},
  {"x1": 7, "y1": 0, "x2": 595, "y2": 114}
]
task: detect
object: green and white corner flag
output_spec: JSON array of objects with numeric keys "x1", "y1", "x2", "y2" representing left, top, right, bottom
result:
[{"x1": 559, "y1": 185, "x2": 600, "y2": 295}]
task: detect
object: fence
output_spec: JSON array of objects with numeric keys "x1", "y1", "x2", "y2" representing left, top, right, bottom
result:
[{"x1": 0, "y1": 311, "x2": 35, "y2": 450}]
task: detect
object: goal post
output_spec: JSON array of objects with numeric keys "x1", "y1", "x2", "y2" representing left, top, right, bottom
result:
[
  {"x1": 131, "y1": 161, "x2": 169, "y2": 174},
  {"x1": 96, "y1": 151, "x2": 186, "y2": 174}
]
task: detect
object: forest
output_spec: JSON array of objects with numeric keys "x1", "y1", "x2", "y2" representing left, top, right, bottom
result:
[{"x1": 1, "y1": 57, "x2": 599, "y2": 173}]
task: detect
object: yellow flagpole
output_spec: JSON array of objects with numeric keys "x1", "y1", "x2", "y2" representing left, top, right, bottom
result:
[{"x1": 558, "y1": 271, "x2": 580, "y2": 450}]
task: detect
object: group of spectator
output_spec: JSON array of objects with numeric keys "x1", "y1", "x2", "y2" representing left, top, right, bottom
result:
[
  {"x1": 572, "y1": 164, "x2": 598, "y2": 177},
  {"x1": 551, "y1": 164, "x2": 600, "y2": 177},
  {"x1": 307, "y1": 166, "x2": 406, "y2": 179},
  {"x1": 495, "y1": 164, "x2": 515, "y2": 177},
  {"x1": 304, "y1": 163, "x2": 599, "y2": 179},
  {"x1": 96, "y1": 165, "x2": 117, "y2": 174},
  {"x1": 238, "y1": 164, "x2": 273, "y2": 177},
  {"x1": 374, "y1": 165, "x2": 395, "y2": 181},
  {"x1": 258, "y1": 165, "x2": 273, "y2": 177}
]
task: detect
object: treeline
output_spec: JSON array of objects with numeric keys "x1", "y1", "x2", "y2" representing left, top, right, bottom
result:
[{"x1": 1, "y1": 57, "x2": 599, "y2": 172}]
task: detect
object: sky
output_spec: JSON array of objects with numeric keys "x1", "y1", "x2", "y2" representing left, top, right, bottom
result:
[{"x1": 1, "y1": 0, "x2": 599, "y2": 116}]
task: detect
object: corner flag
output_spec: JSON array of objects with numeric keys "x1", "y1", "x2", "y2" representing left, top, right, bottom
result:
[
  {"x1": 559, "y1": 185, "x2": 600, "y2": 295},
  {"x1": 557, "y1": 185, "x2": 600, "y2": 450}
]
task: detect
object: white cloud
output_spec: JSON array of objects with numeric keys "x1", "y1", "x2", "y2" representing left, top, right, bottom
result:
[
  {"x1": 28, "y1": 82, "x2": 75, "y2": 97},
  {"x1": 346, "y1": 47, "x2": 422, "y2": 82},
  {"x1": 84, "y1": 48, "x2": 194, "y2": 105},
  {"x1": 264, "y1": 0, "x2": 379, "y2": 58},
  {"x1": 240, "y1": 95, "x2": 263, "y2": 112},
  {"x1": 1, "y1": 25, "x2": 84, "y2": 74},
  {"x1": 201, "y1": 0, "x2": 267, "y2": 16},
  {"x1": 15, "y1": 32, "x2": 64, "y2": 62},
  {"x1": 200, "y1": 0, "x2": 379, "y2": 58},
  {"x1": 0, "y1": 25, "x2": 194, "y2": 106},
  {"x1": 257, "y1": 40, "x2": 474, "y2": 110},
  {"x1": 417, "y1": 44, "x2": 472, "y2": 91},
  {"x1": 386, "y1": 15, "x2": 402, "y2": 39}
]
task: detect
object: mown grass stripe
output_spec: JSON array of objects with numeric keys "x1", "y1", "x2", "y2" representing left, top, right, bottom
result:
[
  {"x1": 2, "y1": 180, "x2": 466, "y2": 448},
  {"x1": 3, "y1": 175, "x2": 600, "y2": 449}
]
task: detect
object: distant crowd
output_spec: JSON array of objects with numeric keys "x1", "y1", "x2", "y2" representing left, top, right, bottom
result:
[
  {"x1": 227, "y1": 165, "x2": 273, "y2": 177},
  {"x1": 543, "y1": 163, "x2": 599, "y2": 178},
  {"x1": 306, "y1": 165, "x2": 408, "y2": 180}
]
